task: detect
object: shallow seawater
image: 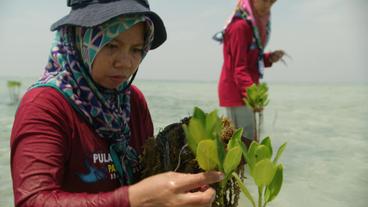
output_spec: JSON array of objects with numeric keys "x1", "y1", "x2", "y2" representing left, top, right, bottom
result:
[{"x1": 1, "y1": 77, "x2": 367, "y2": 206}]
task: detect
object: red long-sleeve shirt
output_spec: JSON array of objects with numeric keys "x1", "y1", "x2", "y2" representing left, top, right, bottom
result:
[
  {"x1": 10, "y1": 85, "x2": 153, "y2": 207},
  {"x1": 218, "y1": 18, "x2": 273, "y2": 107}
]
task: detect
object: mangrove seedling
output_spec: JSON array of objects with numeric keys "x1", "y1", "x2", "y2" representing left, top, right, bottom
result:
[
  {"x1": 233, "y1": 137, "x2": 287, "y2": 207},
  {"x1": 182, "y1": 107, "x2": 247, "y2": 206},
  {"x1": 243, "y1": 83, "x2": 270, "y2": 142},
  {"x1": 7, "y1": 80, "x2": 22, "y2": 104}
]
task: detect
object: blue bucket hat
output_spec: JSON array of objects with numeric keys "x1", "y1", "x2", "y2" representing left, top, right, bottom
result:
[{"x1": 51, "y1": 0, "x2": 167, "y2": 49}]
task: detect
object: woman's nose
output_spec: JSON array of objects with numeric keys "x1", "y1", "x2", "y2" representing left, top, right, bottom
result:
[{"x1": 114, "y1": 50, "x2": 132, "y2": 69}]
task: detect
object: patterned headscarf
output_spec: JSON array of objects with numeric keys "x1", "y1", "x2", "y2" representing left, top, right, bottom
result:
[
  {"x1": 31, "y1": 15, "x2": 154, "y2": 185},
  {"x1": 213, "y1": 0, "x2": 271, "y2": 77},
  {"x1": 237, "y1": 0, "x2": 271, "y2": 48}
]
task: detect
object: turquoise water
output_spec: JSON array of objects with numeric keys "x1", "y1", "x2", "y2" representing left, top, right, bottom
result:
[{"x1": 1, "y1": 77, "x2": 367, "y2": 207}]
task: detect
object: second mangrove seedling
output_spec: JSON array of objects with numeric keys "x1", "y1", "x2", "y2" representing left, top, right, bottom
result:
[{"x1": 243, "y1": 83, "x2": 270, "y2": 142}]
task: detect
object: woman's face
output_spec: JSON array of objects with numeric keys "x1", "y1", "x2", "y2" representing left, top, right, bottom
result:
[
  {"x1": 92, "y1": 22, "x2": 145, "y2": 89},
  {"x1": 252, "y1": 0, "x2": 276, "y2": 16}
]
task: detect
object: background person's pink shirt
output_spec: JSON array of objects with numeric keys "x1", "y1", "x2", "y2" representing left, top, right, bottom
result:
[{"x1": 218, "y1": 18, "x2": 273, "y2": 107}]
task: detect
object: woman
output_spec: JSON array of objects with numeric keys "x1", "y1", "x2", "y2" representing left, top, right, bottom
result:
[
  {"x1": 10, "y1": 0, "x2": 223, "y2": 206},
  {"x1": 214, "y1": 0, "x2": 285, "y2": 141}
]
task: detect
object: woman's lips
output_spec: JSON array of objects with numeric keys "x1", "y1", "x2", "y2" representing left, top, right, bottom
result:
[{"x1": 109, "y1": 75, "x2": 126, "y2": 84}]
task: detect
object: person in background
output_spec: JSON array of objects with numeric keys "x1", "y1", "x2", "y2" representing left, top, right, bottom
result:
[
  {"x1": 10, "y1": 0, "x2": 223, "y2": 206},
  {"x1": 214, "y1": 0, "x2": 285, "y2": 143}
]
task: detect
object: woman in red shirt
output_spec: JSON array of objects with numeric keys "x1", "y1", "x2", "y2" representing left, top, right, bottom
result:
[
  {"x1": 10, "y1": 0, "x2": 223, "y2": 206},
  {"x1": 214, "y1": 0, "x2": 285, "y2": 141}
]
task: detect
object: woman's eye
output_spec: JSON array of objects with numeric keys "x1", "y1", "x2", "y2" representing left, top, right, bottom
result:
[
  {"x1": 132, "y1": 48, "x2": 144, "y2": 53},
  {"x1": 106, "y1": 43, "x2": 118, "y2": 49}
]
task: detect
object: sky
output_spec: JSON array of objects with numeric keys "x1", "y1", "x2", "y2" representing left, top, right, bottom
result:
[{"x1": 0, "y1": 0, "x2": 367, "y2": 83}]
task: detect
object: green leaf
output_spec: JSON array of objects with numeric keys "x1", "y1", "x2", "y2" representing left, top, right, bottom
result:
[
  {"x1": 246, "y1": 85, "x2": 257, "y2": 109},
  {"x1": 239, "y1": 140, "x2": 248, "y2": 160},
  {"x1": 244, "y1": 83, "x2": 270, "y2": 111},
  {"x1": 224, "y1": 147, "x2": 242, "y2": 175},
  {"x1": 259, "y1": 83, "x2": 268, "y2": 94},
  {"x1": 215, "y1": 135, "x2": 225, "y2": 172},
  {"x1": 273, "y1": 142, "x2": 287, "y2": 164},
  {"x1": 7, "y1": 80, "x2": 22, "y2": 87},
  {"x1": 196, "y1": 140, "x2": 219, "y2": 171},
  {"x1": 232, "y1": 172, "x2": 256, "y2": 207},
  {"x1": 227, "y1": 128, "x2": 243, "y2": 150},
  {"x1": 254, "y1": 145, "x2": 272, "y2": 162},
  {"x1": 251, "y1": 159, "x2": 276, "y2": 186},
  {"x1": 193, "y1": 107, "x2": 206, "y2": 125},
  {"x1": 205, "y1": 109, "x2": 220, "y2": 139},
  {"x1": 188, "y1": 117, "x2": 207, "y2": 143},
  {"x1": 261, "y1": 137, "x2": 273, "y2": 157},
  {"x1": 246, "y1": 141, "x2": 259, "y2": 170},
  {"x1": 182, "y1": 124, "x2": 197, "y2": 154},
  {"x1": 265, "y1": 164, "x2": 284, "y2": 203}
]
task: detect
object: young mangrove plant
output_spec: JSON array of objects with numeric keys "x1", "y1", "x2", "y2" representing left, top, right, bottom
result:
[
  {"x1": 239, "y1": 82, "x2": 287, "y2": 206},
  {"x1": 141, "y1": 106, "x2": 287, "y2": 207},
  {"x1": 243, "y1": 83, "x2": 270, "y2": 142},
  {"x1": 140, "y1": 113, "x2": 243, "y2": 206},
  {"x1": 182, "y1": 107, "x2": 247, "y2": 206},
  {"x1": 233, "y1": 137, "x2": 287, "y2": 207}
]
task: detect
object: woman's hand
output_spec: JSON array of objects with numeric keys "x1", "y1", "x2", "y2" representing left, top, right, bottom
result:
[
  {"x1": 129, "y1": 171, "x2": 224, "y2": 207},
  {"x1": 269, "y1": 50, "x2": 285, "y2": 63}
]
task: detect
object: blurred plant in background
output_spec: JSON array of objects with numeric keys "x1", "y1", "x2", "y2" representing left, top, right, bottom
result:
[
  {"x1": 244, "y1": 83, "x2": 270, "y2": 142},
  {"x1": 7, "y1": 80, "x2": 21, "y2": 105}
]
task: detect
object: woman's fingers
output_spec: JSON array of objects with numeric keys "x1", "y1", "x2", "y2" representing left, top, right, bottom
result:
[
  {"x1": 275, "y1": 50, "x2": 284, "y2": 59},
  {"x1": 271, "y1": 50, "x2": 285, "y2": 63},
  {"x1": 278, "y1": 50, "x2": 285, "y2": 59},
  {"x1": 199, "y1": 184, "x2": 209, "y2": 192},
  {"x1": 180, "y1": 187, "x2": 216, "y2": 206},
  {"x1": 129, "y1": 171, "x2": 223, "y2": 207},
  {"x1": 174, "y1": 171, "x2": 224, "y2": 193}
]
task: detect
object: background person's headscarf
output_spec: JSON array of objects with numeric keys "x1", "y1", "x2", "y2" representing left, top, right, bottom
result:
[
  {"x1": 31, "y1": 15, "x2": 154, "y2": 185},
  {"x1": 213, "y1": 0, "x2": 271, "y2": 77}
]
